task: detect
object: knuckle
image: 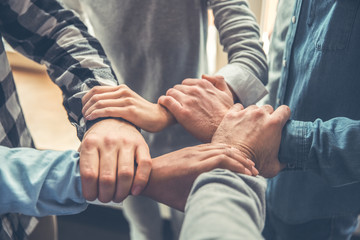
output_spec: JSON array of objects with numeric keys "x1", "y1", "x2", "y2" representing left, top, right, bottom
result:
[
  {"x1": 91, "y1": 86, "x2": 102, "y2": 94},
  {"x1": 139, "y1": 157, "x2": 152, "y2": 167},
  {"x1": 99, "y1": 174, "x2": 115, "y2": 187},
  {"x1": 166, "y1": 88, "x2": 175, "y2": 96},
  {"x1": 118, "y1": 167, "x2": 134, "y2": 180},
  {"x1": 81, "y1": 169, "x2": 98, "y2": 182},
  {"x1": 199, "y1": 79, "x2": 210, "y2": 87},
  {"x1": 82, "y1": 136, "x2": 99, "y2": 149},
  {"x1": 123, "y1": 97, "x2": 134, "y2": 105},
  {"x1": 103, "y1": 135, "x2": 118, "y2": 147},
  {"x1": 103, "y1": 107, "x2": 114, "y2": 116}
]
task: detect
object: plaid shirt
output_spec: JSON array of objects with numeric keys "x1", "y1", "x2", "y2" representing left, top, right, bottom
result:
[{"x1": 0, "y1": 0, "x2": 118, "y2": 239}]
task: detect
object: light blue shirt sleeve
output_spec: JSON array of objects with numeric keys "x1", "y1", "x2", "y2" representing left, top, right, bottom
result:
[
  {"x1": 0, "y1": 146, "x2": 88, "y2": 216},
  {"x1": 279, "y1": 118, "x2": 360, "y2": 187}
]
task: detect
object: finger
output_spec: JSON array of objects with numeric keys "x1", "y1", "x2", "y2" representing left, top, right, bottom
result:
[
  {"x1": 203, "y1": 154, "x2": 252, "y2": 176},
  {"x1": 79, "y1": 141, "x2": 100, "y2": 201},
  {"x1": 202, "y1": 74, "x2": 227, "y2": 91},
  {"x1": 272, "y1": 105, "x2": 291, "y2": 127},
  {"x1": 229, "y1": 103, "x2": 245, "y2": 112},
  {"x1": 172, "y1": 84, "x2": 194, "y2": 95},
  {"x1": 260, "y1": 104, "x2": 274, "y2": 114},
  {"x1": 166, "y1": 88, "x2": 188, "y2": 102},
  {"x1": 158, "y1": 95, "x2": 183, "y2": 115},
  {"x1": 131, "y1": 145, "x2": 152, "y2": 195},
  {"x1": 84, "y1": 98, "x2": 134, "y2": 120},
  {"x1": 181, "y1": 78, "x2": 202, "y2": 86},
  {"x1": 82, "y1": 85, "x2": 120, "y2": 107},
  {"x1": 83, "y1": 86, "x2": 134, "y2": 115},
  {"x1": 86, "y1": 108, "x2": 130, "y2": 121},
  {"x1": 98, "y1": 148, "x2": 118, "y2": 203},
  {"x1": 113, "y1": 148, "x2": 135, "y2": 202}
]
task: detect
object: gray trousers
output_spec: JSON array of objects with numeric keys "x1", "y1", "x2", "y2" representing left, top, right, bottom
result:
[{"x1": 180, "y1": 169, "x2": 266, "y2": 240}]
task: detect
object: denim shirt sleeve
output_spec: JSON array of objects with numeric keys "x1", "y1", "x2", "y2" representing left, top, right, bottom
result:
[
  {"x1": 279, "y1": 118, "x2": 360, "y2": 187},
  {"x1": 0, "y1": 146, "x2": 88, "y2": 216}
]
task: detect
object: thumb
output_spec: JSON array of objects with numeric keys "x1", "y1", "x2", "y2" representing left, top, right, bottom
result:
[
  {"x1": 272, "y1": 105, "x2": 291, "y2": 127},
  {"x1": 229, "y1": 103, "x2": 244, "y2": 112},
  {"x1": 202, "y1": 74, "x2": 227, "y2": 91}
]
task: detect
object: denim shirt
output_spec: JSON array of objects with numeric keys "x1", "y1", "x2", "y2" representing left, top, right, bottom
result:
[{"x1": 267, "y1": 0, "x2": 360, "y2": 223}]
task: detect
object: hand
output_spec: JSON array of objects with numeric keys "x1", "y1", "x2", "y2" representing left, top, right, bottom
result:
[
  {"x1": 80, "y1": 118, "x2": 151, "y2": 203},
  {"x1": 141, "y1": 143, "x2": 258, "y2": 211},
  {"x1": 212, "y1": 104, "x2": 291, "y2": 178},
  {"x1": 82, "y1": 85, "x2": 175, "y2": 132},
  {"x1": 158, "y1": 75, "x2": 234, "y2": 143}
]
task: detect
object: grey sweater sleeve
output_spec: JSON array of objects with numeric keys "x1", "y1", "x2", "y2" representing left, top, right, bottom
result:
[
  {"x1": 210, "y1": 0, "x2": 268, "y2": 106},
  {"x1": 180, "y1": 169, "x2": 266, "y2": 240}
]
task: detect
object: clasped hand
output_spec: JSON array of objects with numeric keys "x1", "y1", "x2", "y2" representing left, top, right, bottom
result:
[{"x1": 82, "y1": 85, "x2": 175, "y2": 133}]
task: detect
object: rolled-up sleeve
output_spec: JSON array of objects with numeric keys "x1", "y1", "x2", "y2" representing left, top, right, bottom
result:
[{"x1": 209, "y1": 0, "x2": 268, "y2": 106}]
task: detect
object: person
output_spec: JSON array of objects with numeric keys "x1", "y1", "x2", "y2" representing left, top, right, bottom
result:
[
  {"x1": 60, "y1": 0, "x2": 268, "y2": 238},
  {"x1": 1, "y1": 102, "x2": 290, "y2": 240},
  {"x1": 260, "y1": 0, "x2": 360, "y2": 239},
  {"x1": 180, "y1": 103, "x2": 290, "y2": 240},
  {"x1": 0, "y1": 142, "x2": 256, "y2": 216},
  {"x1": 0, "y1": 0, "x2": 151, "y2": 238}
]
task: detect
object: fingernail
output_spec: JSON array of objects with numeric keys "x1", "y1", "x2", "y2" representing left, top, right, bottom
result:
[
  {"x1": 247, "y1": 158, "x2": 255, "y2": 166},
  {"x1": 245, "y1": 168, "x2": 252, "y2": 176},
  {"x1": 253, "y1": 167, "x2": 259, "y2": 176},
  {"x1": 132, "y1": 186, "x2": 141, "y2": 196},
  {"x1": 85, "y1": 114, "x2": 92, "y2": 120}
]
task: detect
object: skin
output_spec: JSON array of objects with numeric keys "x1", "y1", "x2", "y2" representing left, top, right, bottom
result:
[
  {"x1": 141, "y1": 143, "x2": 258, "y2": 211},
  {"x1": 158, "y1": 75, "x2": 235, "y2": 143},
  {"x1": 80, "y1": 116, "x2": 152, "y2": 203},
  {"x1": 82, "y1": 85, "x2": 175, "y2": 133},
  {"x1": 212, "y1": 104, "x2": 291, "y2": 178}
]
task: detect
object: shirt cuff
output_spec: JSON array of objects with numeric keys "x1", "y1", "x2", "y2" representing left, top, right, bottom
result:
[
  {"x1": 279, "y1": 120, "x2": 312, "y2": 169},
  {"x1": 216, "y1": 64, "x2": 268, "y2": 107}
]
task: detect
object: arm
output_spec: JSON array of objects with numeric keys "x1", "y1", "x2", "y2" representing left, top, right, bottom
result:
[
  {"x1": 81, "y1": 85, "x2": 176, "y2": 133},
  {"x1": 159, "y1": 1, "x2": 268, "y2": 141},
  {"x1": 0, "y1": 0, "x2": 117, "y2": 138},
  {"x1": 210, "y1": 0, "x2": 268, "y2": 106},
  {"x1": 180, "y1": 169, "x2": 266, "y2": 240},
  {"x1": 0, "y1": 0, "x2": 151, "y2": 202},
  {"x1": 280, "y1": 118, "x2": 360, "y2": 186},
  {"x1": 0, "y1": 144, "x2": 255, "y2": 215},
  {"x1": 158, "y1": 75, "x2": 234, "y2": 142},
  {"x1": 141, "y1": 143, "x2": 258, "y2": 211},
  {"x1": 0, "y1": 146, "x2": 87, "y2": 217},
  {"x1": 212, "y1": 104, "x2": 290, "y2": 178}
]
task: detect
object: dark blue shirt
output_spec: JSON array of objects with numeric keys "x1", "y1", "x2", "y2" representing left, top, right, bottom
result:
[{"x1": 268, "y1": 0, "x2": 360, "y2": 223}]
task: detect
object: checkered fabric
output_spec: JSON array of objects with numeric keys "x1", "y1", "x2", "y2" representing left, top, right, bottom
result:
[{"x1": 0, "y1": 0, "x2": 118, "y2": 239}]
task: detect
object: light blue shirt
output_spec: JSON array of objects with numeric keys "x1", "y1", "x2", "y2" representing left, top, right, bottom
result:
[
  {"x1": 0, "y1": 146, "x2": 87, "y2": 216},
  {"x1": 267, "y1": 0, "x2": 360, "y2": 223}
]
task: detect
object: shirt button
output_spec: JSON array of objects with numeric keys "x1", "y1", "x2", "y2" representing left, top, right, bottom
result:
[
  {"x1": 277, "y1": 98, "x2": 281, "y2": 105},
  {"x1": 288, "y1": 163, "x2": 295, "y2": 169},
  {"x1": 282, "y1": 59, "x2": 287, "y2": 67},
  {"x1": 292, "y1": 16, "x2": 296, "y2": 24}
]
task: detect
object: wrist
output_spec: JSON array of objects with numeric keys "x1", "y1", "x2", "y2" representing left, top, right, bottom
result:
[{"x1": 234, "y1": 143, "x2": 257, "y2": 166}]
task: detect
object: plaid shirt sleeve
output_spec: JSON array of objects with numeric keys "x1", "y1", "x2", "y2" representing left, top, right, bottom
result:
[{"x1": 0, "y1": 0, "x2": 119, "y2": 139}]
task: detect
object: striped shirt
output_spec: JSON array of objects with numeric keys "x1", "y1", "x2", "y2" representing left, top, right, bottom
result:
[{"x1": 0, "y1": 0, "x2": 118, "y2": 238}]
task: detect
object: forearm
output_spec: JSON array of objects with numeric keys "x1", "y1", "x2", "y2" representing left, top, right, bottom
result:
[
  {"x1": 280, "y1": 118, "x2": 360, "y2": 186},
  {"x1": 210, "y1": 0, "x2": 268, "y2": 106},
  {"x1": 180, "y1": 169, "x2": 266, "y2": 240},
  {"x1": 0, "y1": 0, "x2": 118, "y2": 139},
  {"x1": 0, "y1": 146, "x2": 87, "y2": 216}
]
